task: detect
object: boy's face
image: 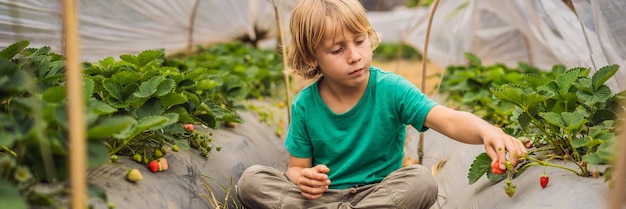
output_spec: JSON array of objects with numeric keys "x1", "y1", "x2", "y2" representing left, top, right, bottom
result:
[{"x1": 313, "y1": 17, "x2": 372, "y2": 88}]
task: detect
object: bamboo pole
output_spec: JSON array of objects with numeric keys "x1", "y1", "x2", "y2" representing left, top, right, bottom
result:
[
  {"x1": 187, "y1": 0, "x2": 200, "y2": 54},
  {"x1": 62, "y1": 0, "x2": 86, "y2": 208},
  {"x1": 418, "y1": 0, "x2": 442, "y2": 164},
  {"x1": 273, "y1": 2, "x2": 291, "y2": 123},
  {"x1": 609, "y1": 98, "x2": 626, "y2": 209}
]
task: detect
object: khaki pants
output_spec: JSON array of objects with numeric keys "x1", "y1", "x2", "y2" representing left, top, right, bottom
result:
[{"x1": 237, "y1": 164, "x2": 438, "y2": 209}]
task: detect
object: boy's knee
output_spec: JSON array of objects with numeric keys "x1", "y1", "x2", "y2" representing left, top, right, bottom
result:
[
  {"x1": 238, "y1": 165, "x2": 268, "y2": 192},
  {"x1": 392, "y1": 165, "x2": 438, "y2": 208}
]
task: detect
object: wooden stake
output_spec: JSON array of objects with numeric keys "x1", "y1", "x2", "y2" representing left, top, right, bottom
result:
[
  {"x1": 62, "y1": 0, "x2": 86, "y2": 208},
  {"x1": 273, "y1": 2, "x2": 291, "y2": 123},
  {"x1": 418, "y1": 0, "x2": 442, "y2": 164},
  {"x1": 187, "y1": 0, "x2": 200, "y2": 54},
  {"x1": 609, "y1": 100, "x2": 626, "y2": 209}
]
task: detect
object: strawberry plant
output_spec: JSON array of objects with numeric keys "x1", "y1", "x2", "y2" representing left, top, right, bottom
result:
[
  {"x1": 438, "y1": 53, "x2": 559, "y2": 126},
  {"x1": 0, "y1": 40, "x2": 136, "y2": 208},
  {"x1": 465, "y1": 61, "x2": 625, "y2": 196}
]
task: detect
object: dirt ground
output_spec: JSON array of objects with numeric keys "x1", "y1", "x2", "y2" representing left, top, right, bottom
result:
[{"x1": 290, "y1": 59, "x2": 444, "y2": 96}]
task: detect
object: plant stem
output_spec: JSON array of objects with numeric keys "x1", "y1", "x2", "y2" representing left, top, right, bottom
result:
[{"x1": 523, "y1": 156, "x2": 581, "y2": 176}]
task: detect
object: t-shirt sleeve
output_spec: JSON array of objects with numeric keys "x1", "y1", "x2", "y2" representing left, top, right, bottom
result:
[
  {"x1": 284, "y1": 93, "x2": 313, "y2": 158},
  {"x1": 394, "y1": 76, "x2": 437, "y2": 132}
]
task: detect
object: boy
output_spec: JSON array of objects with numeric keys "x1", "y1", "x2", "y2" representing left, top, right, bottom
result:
[{"x1": 237, "y1": 0, "x2": 527, "y2": 208}]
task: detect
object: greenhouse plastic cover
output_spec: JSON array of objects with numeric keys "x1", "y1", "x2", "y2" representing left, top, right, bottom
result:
[
  {"x1": 1, "y1": 0, "x2": 624, "y2": 91},
  {"x1": 0, "y1": 1, "x2": 622, "y2": 208}
]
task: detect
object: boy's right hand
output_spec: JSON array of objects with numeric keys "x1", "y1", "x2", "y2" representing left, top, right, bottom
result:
[{"x1": 298, "y1": 164, "x2": 331, "y2": 200}]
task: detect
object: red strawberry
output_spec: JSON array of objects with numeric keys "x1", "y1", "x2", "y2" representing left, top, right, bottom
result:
[
  {"x1": 183, "y1": 124, "x2": 194, "y2": 131},
  {"x1": 491, "y1": 161, "x2": 505, "y2": 174},
  {"x1": 540, "y1": 175, "x2": 549, "y2": 188},
  {"x1": 525, "y1": 139, "x2": 532, "y2": 148},
  {"x1": 148, "y1": 160, "x2": 159, "y2": 173}
]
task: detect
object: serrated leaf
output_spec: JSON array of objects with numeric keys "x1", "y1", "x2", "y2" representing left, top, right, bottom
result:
[
  {"x1": 137, "y1": 49, "x2": 164, "y2": 68},
  {"x1": 592, "y1": 64, "x2": 619, "y2": 91},
  {"x1": 491, "y1": 84, "x2": 549, "y2": 111},
  {"x1": 571, "y1": 136, "x2": 590, "y2": 148},
  {"x1": 468, "y1": 152, "x2": 491, "y2": 185},
  {"x1": 167, "y1": 107, "x2": 194, "y2": 123},
  {"x1": 87, "y1": 141, "x2": 108, "y2": 169},
  {"x1": 155, "y1": 78, "x2": 175, "y2": 97},
  {"x1": 135, "y1": 98, "x2": 164, "y2": 118},
  {"x1": 540, "y1": 112, "x2": 586, "y2": 131},
  {"x1": 137, "y1": 113, "x2": 178, "y2": 132},
  {"x1": 159, "y1": 92, "x2": 187, "y2": 109},
  {"x1": 591, "y1": 109, "x2": 616, "y2": 126},
  {"x1": 134, "y1": 76, "x2": 165, "y2": 98},
  {"x1": 87, "y1": 116, "x2": 136, "y2": 139},
  {"x1": 464, "y1": 52, "x2": 481, "y2": 66},
  {"x1": 0, "y1": 181, "x2": 28, "y2": 209},
  {"x1": 0, "y1": 40, "x2": 29, "y2": 59},
  {"x1": 556, "y1": 68, "x2": 580, "y2": 95},
  {"x1": 521, "y1": 73, "x2": 547, "y2": 87},
  {"x1": 42, "y1": 86, "x2": 66, "y2": 103},
  {"x1": 87, "y1": 99, "x2": 117, "y2": 115},
  {"x1": 102, "y1": 79, "x2": 123, "y2": 100},
  {"x1": 112, "y1": 70, "x2": 141, "y2": 85}
]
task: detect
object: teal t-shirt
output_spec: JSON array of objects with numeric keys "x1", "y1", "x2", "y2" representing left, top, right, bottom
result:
[{"x1": 285, "y1": 66, "x2": 437, "y2": 189}]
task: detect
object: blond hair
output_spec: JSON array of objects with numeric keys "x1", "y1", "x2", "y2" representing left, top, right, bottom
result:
[{"x1": 287, "y1": 0, "x2": 380, "y2": 79}]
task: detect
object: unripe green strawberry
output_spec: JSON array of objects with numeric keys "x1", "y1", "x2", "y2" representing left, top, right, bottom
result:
[
  {"x1": 504, "y1": 179, "x2": 515, "y2": 197},
  {"x1": 505, "y1": 161, "x2": 513, "y2": 171},
  {"x1": 110, "y1": 155, "x2": 118, "y2": 163},
  {"x1": 172, "y1": 145, "x2": 180, "y2": 152},
  {"x1": 132, "y1": 153, "x2": 142, "y2": 163},
  {"x1": 154, "y1": 149, "x2": 163, "y2": 158},
  {"x1": 126, "y1": 168, "x2": 143, "y2": 182}
]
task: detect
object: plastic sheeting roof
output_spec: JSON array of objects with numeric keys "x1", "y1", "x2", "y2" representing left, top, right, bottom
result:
[{"x1": 1, "y1": 0, "x2": 624, "y2": 91}]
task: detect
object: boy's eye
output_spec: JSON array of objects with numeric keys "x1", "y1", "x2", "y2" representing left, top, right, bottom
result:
[{"x1": 331, "y1": 48, "x2": 343, "y2": 54}]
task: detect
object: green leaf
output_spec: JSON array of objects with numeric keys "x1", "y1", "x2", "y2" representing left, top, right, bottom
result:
[
  {"x1": 491, "y1": 84, "x2": 549, "y2": 111},
  {"x1": 571, "y1": 136, "x2": 590, "y2": 148},
  {"x1": 464, "y1": 52, "x2": 481, "y2": 66},
  {"x1": 591, "y1": 109, "x2": 616, "y2": 126},
  {"x1": 137, "y1": 113, "x2": 178, "y2": 132},
  {"x1": 592, "y1": 64, "x2": 619, "y2": 91},
  {"x1": 137, "y1": 49, "x2": 164, "y2": 68},
  {"x1": 102, "y1": 79, "x2": 124, "y2": 100},
  {"x1": 88, "y1": 99, "x2": 117, "y2": 115},
  {"x1": 135, "y1": 98, "x2": 164, "y2": 118},
  {"x1": 88, "y1": 183, "x2": 108, "y2": 203},
  {"x1": 168, "y1": 107, "x2": 195, "y2": 123},
  {"x1": 42, "y1": 86, "x2": 66, "y2": 103},
  {"x1": 159, "y1": 92, "x2": 187, "y2": 109},
  {"x1": 87, "y1": 140, "x2": 108, "y2": 169},
  {"x1": 155, "y1": 78, "x2": 175, "y2": 97},
  {"x1": 0, "y1": 40, "x2": 29, "y2": 59},
  {"x1": 134, "y1": 76, "x2": 166, "y2": 98},
  {"x1": 468, "y1": 152, "x2": 491, "y2": 185},
  {"x1": 88, "y1": 116, "x2": 136, "y2": 139},
  {"x1": 112, "y1": 70, "x2": 141, "y2": 85},
  {"x1": 0, "y1": 181, "x2": 27, "y2": 209},
  {"x1": 540, "y1": 112, "x2": 586, "y2": 131},
  {"x1": 556, "y1": 68, "x2": 580, "y2": 95}
]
